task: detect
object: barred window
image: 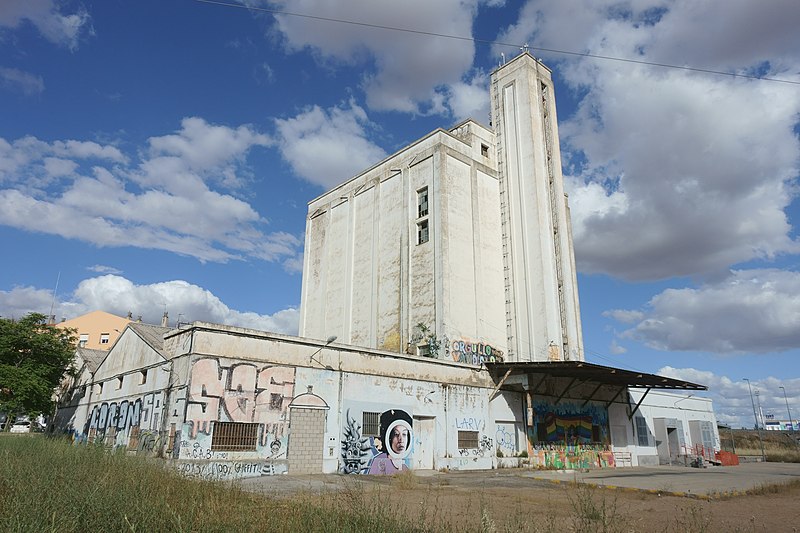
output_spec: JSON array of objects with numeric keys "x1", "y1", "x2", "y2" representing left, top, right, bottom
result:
[
  {"x1": 211, "y1": 422, "x2": 259, "y2": 451},
  {"x1": 458, "y1": 430, "x2": 479, "y2": 449},
  {"x1": 362, "y1": 412, "x2": 380, "y2": 437}
]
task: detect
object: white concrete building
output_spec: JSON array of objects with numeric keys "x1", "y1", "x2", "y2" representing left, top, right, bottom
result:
[
  {"x1": 57, "y1": 53, "x2": 719, "y2": 478},
  {"x1": 300, "y1": 53, "x2": 582, "y2": 364}
]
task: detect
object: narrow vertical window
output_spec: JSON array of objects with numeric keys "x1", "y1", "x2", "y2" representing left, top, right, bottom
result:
[
  {"x1": 480, "y1": 143, "x2": 489, "y2": 158},
  {"x1": 417, "y1": 187, "x2": 429, "y2": 218},
  {"x1": 417, "y1": 220, "x2": 429, "y2": 245}
]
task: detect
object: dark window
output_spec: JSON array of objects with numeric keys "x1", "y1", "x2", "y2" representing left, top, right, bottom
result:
[
  {"x1": 458, "y1": 430, "x2": 479, "y2": 449},
  {"x1": 211, "y1": 422, "x2": 259, "y2": 451},
  {"x1": 269, "y1": 393, "x2": 283, "y2": 410},
  {"x1": 418, "y1": 220, "x2": 429, "y2": 244},
  {"x1": 480, "y1": 143, "x2": 489, "y2": 157},
  {"x1": 635, "y1": 416, "x2": 649, "y2": 446},
  {"x1": 140, "y1": 370, "x2": 147, "y2": 385},
  {"x1": 417, "y1": 187, "x2": 429, "y2": 218}
]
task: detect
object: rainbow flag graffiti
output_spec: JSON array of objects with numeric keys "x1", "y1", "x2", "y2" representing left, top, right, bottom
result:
[{"x1": 543, "y1": 413, "x2": 593, "y2": 442}]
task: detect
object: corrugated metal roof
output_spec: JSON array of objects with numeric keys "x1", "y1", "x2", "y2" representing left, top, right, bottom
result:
[{"x1": 485, "y1": 361, "x2": 707, "y2": 390}]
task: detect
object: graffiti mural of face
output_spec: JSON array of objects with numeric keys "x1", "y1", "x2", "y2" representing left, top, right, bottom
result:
[{"x1": 386, "y1": 420, "x2": 411, "y2": 458}]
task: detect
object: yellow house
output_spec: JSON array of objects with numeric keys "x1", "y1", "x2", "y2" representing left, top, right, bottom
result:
[{"x1": 56, "y1": 311, "x2": 131, "y2": 350}]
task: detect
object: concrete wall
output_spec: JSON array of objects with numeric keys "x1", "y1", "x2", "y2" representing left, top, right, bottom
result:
[
  {"x1": 609, "y1": 389, "x2": 720, "y2": 467},
  {"x1": 489, "y1": 53, "x2": 583, "y2": 362},
  {"x1": 299, "y1": 121, "x2": 507, "y2": 364}
]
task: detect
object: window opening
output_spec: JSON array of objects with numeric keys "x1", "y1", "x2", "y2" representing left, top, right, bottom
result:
[
  {"x1": 417, "y1": 220, "x2": 429, "y2": 244},
  {"x1": 211, "y1": 422, "x2": 259, "y2": 451},
  {"x1": 635, "y1": 416, "x2": 649, "y2": 446},
  {"x1": 458, "y1": 430, "x2": 479, "y2": 449},
  {"x1": 417, "y1": 187, "x2": 429, "y2": 218},
  {"x1": 362, "y1": 412, "x2": 380, "y2": 438}
]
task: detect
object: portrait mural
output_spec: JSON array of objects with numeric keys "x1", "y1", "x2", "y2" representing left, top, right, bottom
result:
[{"x1": 341, "y1": 407, "x2": 414, "y2": 475}]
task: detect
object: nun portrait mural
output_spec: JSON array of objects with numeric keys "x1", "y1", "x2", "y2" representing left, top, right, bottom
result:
[{"x1": 341, "y1": 408, "x2": 414, "y2": 475}]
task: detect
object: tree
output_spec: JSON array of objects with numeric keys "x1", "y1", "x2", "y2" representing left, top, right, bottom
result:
[{"x1": 0, "y1": 313, "x2": 76, "y2": 422}]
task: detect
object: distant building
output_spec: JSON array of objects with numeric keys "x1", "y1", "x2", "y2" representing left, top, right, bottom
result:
[{"x1": 56, "y1": 310, "x2": 131, "y2": 350}]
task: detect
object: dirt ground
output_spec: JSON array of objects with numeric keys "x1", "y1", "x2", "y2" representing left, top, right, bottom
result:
[
  {"x1": 239, "y1": 468, "x2": 800, "y2": 532},
  {"x1": 356, "y1": 471, "x2": 800, "y2": 532}
]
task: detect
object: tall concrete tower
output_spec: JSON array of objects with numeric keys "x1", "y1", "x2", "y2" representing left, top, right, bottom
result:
[{"x1": 490, "y1": 53, "x2": 584, "y2": 362}]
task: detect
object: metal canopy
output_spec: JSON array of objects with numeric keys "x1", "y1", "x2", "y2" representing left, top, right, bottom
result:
[{"x1": 485, "y1": 361, "x2": 707, "y2": 391}]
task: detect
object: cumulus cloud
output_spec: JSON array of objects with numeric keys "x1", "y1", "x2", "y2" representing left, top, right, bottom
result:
[
  {"x1": 0, "y1": 118, "x2": 302, "y2": 267},
  {"x1": 274, "y1": 100, "x2": 386, "y2": 188},
  {"x1": 658, "y1": 367, "x2": 800, "y2": 428},
  {"x1": 498, "y1": 0, "x2": 800, "y2": 281},
  {"x1": 0, "y1": 67, "x2": 44, "y2": 95},
  {"x1": 609, "y1": 269, "x2": 800, "y2": 354},
  {"x1": 267, "y1": 0, "x2": 500, "y2": 115},
  {"x1": 0, "y1": 0, "x2": 91, "y2": 50},
  {"x1": 0, "y1": 275, "x2": 299, "y2": 334}
]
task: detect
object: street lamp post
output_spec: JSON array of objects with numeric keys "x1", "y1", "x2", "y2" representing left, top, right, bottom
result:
[
  {"x1": 743, "y1": 378, "x2": 766, "y2": 462},
  {"x1": 779, "y1": 386, "x2": 793, "y2": 431}
]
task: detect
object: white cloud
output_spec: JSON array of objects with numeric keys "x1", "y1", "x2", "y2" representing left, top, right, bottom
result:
[
  {"x1": 498, "y1": 0, "x2": 800, "y2": 281},
  {"x1": 0, "y1": 275, "x2": 300, "y2": 335},
  {"x1": 657, "y1": 367, "x2": 800, "y2": 429},
  {"x1": 86, "y1": 265, "x2": 122, "y2": 275},
  {"x1": 267, "y1": 0, "x2": 500, "y2": 115},
  {"x1": 0, "y1": 284, "x2": 56, "y2": 320},
  {"x1": 0, "y1": 67, "x2": 44, "y2": 95},
  {"x1": 608, "y1": 339, "x2": 627, "y2": 355},
  {"x1": 0, "y1": 118, "x2": 302, "y2": 268},
  {"x1": 274, "y1": 100, "x2": 386, "y2": 188},
  {"x1": 0, "y1": 0, "x2": 91, "y2": 50},
  {"x1": 446, "y1": 70, "x2": 490, "y2": 123},
  {"x1": 609, "y1": 269, "x2": 800, "y2": 354}
]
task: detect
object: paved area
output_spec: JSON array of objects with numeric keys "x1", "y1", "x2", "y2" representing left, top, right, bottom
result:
[
  {"x1": 234, "y1": 462, "x2": 800, "y2": 499},
  {"x1": 523, "y1": 462, "x2": 800, "y2": 496}
]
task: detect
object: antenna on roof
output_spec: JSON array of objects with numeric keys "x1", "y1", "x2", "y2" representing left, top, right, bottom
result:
[
  {"x1": 500, "y1": 52, "x2": 505, "y2": 65},
  {"x1": 521, "y1": 43, "x2": 529, "y2": 53},
  {"x1": 49, "y1": 271, "x2": 60, "y2": 320}
]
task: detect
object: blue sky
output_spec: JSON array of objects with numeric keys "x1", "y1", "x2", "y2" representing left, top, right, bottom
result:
[{"x1": 1, "y1": 0, "x2": 798, "y2": 428}]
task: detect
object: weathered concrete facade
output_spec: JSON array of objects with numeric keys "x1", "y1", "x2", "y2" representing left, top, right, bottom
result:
[
  {"x1": 299, "y1": 120, "x2": 507, "y2": 364},
  {"x1": 56, "y1": 53, "x2": 718, "y2": 479},
  {"x1": 299, "y1": 53, "x2": 581, "y2": 363}
]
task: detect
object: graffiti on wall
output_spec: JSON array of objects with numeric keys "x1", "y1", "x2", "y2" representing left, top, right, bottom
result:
[
  {"x1": 450, "y1": 339, "x2": 504, "y2": 365},
  {"x1": 530, "y1": 400, "x2": 609, "y2": 446},
  {"x1": 341, "y1": 408, "x2": 413, "y2": 475},
  {"x1": 455, "y1": 417, "x2": 494, "y2": 457},
  {"x1": 84, "y1": 392, "x2": 164, "y2": 439},
  {"x1": 526, "y1": 399, "x2": 614, "y2": 468},
  {"x1": 529, "y1": 444, "x2": 616, "y2": 469},
  {"x1": 186, "y1": 358, "x2": 295, "y2": 447},
  {"x1": 177, "y1": 460, "x2": 287, "y2": 480}
]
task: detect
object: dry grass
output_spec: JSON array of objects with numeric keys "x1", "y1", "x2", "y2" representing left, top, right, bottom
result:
[{"x1": 0, "y1": 435, "x2": 417, "y2": 533}]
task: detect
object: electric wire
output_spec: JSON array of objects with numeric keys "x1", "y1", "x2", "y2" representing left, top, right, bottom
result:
[{"x1": 193, "y1": 0, "x2": 800, "y2": 86}]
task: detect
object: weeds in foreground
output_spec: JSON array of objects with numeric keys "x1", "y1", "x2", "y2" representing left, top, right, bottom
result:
[
  {"x1": 566, "y1": 483, "x2": 632, "y2": 533},
  {"x1": 0, "y1": 436, "x2": 416, "y2": 533},
  {"x1": 668, "y1": 504, "x2": 713, "y2": 533}
]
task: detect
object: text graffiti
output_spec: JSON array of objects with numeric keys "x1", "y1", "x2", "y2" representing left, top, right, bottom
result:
[{"x1": 451, "y1": 340, "x2": 504, "y2": 365}]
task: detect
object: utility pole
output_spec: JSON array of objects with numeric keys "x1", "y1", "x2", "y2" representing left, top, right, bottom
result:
[
  {"x1": 779, "y1": 386, "x2": 793, "y2": 431},
  {"x1": 743, "y1": 378, "x2": 766, "y2": 462}
]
